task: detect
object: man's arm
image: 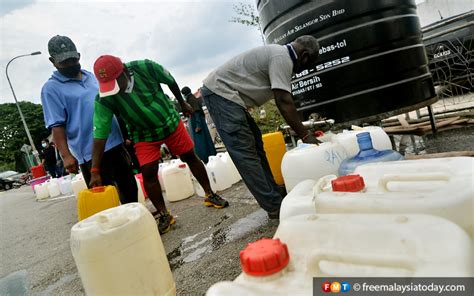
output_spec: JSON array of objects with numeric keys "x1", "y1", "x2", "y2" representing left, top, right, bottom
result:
[
  {"x1": 89, "y1": 139, "x2": 107, "y2": 187},
  {"x1": 273, "y1": 89, "x2": 320, "y2": 144},
  {"x1": 52, "y1": 126, "x2": 79, "y2": 173},
  {"x1": 168, "y1": 81, "x2": 192, "y2": 116},
  {"x1": 89, "y1": 98, "x2": 115, "y2": 187}
]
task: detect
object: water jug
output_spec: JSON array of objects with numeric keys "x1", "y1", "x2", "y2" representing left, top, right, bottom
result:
[
  {"x1": 262, "y1": 132, "x2": 286, "y2": 185},
  {"x1": 47, "y1": 179, "x2": 61, "y2": 197},
  {"x1": 135, "y1": 174, "x2": 147, "y2": 205},
  {"x1": 217, "y1": 152, "x2": 241, "y2": 184},
  {"x1": 207, "y1": 214, "x2": 472, "y2": 295},
  {"x1": 71, "y1": 174, "x2": 88, "y2": 199},
  {"x1": 59, "y1": 176, "x2": 73, "y2": 195},
  {"x1": 192, "y1": 176, "x2": 205, "y2": 197},
  {"x1": 333, "y1": 126, "x2": 392, "y2": 157},
  {"x1": 162, "y1": 163, "x2": 194, "y2": 202},
  {"x1": 281, "y1": 142, "x2": 347, "y2": 191},
  {"x1": 280, "y1": 157, "x2": 474, "y2": 238},
  {"x1": 77, "y1": 186, "x2": 121, "y2": 221},
  {"x1": 70, "y1": 203, "x2": 176, "y2": 296},
  {"x1": 29, "y1": 175, "x2": 50, "y2": 192},
  {"x1": 158, "y1": 162, "x2": 169, "y2": 192},
  {"x1": 338, "y1": 132, "x2": 402, "y2": 176},
  {"x1": 31, "y1": 164, "x2": 46, "y2": 178},
  {"x1": 206, "y1": 156, "x2": 232, "y2": 192},
  {"x1": 35, "y1": 183, "x2": 50, "y2": 200}
]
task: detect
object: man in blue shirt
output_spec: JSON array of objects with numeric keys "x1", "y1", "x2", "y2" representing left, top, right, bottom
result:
[{"x1": 41, "y1": 35, "x2": 137, "y2": 203}]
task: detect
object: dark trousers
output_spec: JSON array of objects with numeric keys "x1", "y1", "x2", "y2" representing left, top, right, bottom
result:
[
  {"x1": 81, "y1": 144, "x2": 138, "y2": 204},
  {"x1": 44, "y1": 164, "x2": 57, "y2": 179},
  {"x1": 201, "y1": 87, "x2": 283, "y2": 213}
]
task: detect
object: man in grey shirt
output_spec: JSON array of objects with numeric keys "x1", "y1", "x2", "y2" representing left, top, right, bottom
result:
[{"x1": 201, "y1": 35, "x2": 320, "y2": 219}]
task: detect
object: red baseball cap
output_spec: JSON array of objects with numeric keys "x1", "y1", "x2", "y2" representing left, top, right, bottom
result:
[{"x1": 93, "y1": 55, "x2": 124, "y2": 97}]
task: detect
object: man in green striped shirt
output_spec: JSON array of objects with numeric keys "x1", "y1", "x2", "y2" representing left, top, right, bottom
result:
[{"x1": 90, "y1": 55, "x2": 228, "y2": 234}]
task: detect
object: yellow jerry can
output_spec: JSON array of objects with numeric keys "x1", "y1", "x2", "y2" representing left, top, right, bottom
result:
[
  {"x1": 77, "y1": 186, "x2": 121, "y2": 221},
  {"x1": 262, "y1": 132, "x2": 286, "y2": 185}
]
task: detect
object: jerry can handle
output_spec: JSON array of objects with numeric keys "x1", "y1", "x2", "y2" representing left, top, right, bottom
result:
[
  {"x1": 307, "y1": 249, "x2": 415, "y2": 276},
  {"x1": 91, "y1": 186, "x2": 106, "y2": 193},
  {"x1": 378, "y1": 173, "x2": 450, "y2": 192},
  {"x1": 312, "y1": 175, "x2": 337, "y2": 199}
]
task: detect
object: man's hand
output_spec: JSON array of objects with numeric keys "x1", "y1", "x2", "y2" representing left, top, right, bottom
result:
[
  {"x1": 63, "y1": 154, "x2": 79, "y2": 174},
  {"x1": 89, "y1": 172, "x2": 102, "y2": 188},
  {"x1": 125, "y1": 139, "x2": 133, "y2": 147},
  {"x1": 302, "y1": 133, "x2": 322, "y2": 145},
  {"x1": 180, "y1": 102, "x2": 193, "y2": 117},
  {"x1": 195, "y1": 127, "x2": 202, "y2": 133}
]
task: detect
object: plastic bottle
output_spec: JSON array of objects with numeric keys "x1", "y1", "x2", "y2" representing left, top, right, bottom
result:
[{"x1": 339, "y1": 132, "x2": 403, "y2": 176}]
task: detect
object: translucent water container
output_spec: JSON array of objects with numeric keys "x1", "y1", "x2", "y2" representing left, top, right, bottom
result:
[
  {"x1": 47, "y1": 179, "x2": 61, "y2": 198},
  {"x1": 192, "y1": 176, "x2": 205, "y2": 197},
  {"x1": 206, "y1": 156, "x2": 232, "y2": 192},
  {"x1": 207, "y1": 214, "x2": 472, "y2": 295},
  {"x1": 216, "y1": 152, "x2": 241, "y2": 184},
  {"x1": 333, "y1": 126, "x2": 392, "y2": 157},
  {"x1": 162, "y1": 163, "x2": 194, "y2": 202},
  {"x1": 281, "y1": 142, "x2": 347, "y2": 192},
  {"x1": 77, "y1": 186, "x2": 121, "y2": 221},
  {"x1": 71, "y1": 174, "x2": 88, "y2": 199},
  {"x1": 280, "y1": 157, "x2": 474, "y2": 238},
  {"x1": 262, "y1": 132, "x2": 286, "y2": 185},
  {"x1": 59, "y1": 176, "x2": 73, "y2": 195},
  {"x1": 135, "y1": 174, "x2": 147, "y2": 205},
  {"x1": 70, "y1": 203, "x2": 176, "y2": 296},
  {"x1": 158, "y1": 162, "x2": 169, "y2": 192},
  {"x1": 338, "y1": 132, "x2": 403, "y2": 176},
  {"x1": 35, "y1": 183, "x2": 50, "y2": 200}
]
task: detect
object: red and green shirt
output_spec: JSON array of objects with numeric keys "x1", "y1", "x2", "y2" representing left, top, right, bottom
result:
[{"x1": 93, "y1": 59, "x2": 180, "y2": 143}]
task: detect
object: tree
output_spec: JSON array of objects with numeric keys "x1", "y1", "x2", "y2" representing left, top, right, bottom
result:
[
  {"x1": 230, "y1": 2, "x2": 265, "y2": 45},
  {"x1": 0, "y1": 102, "x2": 50, "y2": 171}
]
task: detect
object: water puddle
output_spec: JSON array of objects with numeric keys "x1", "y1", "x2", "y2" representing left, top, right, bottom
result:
[
  {"x1": 167, "y1": 210, "x2": 269, "y2": 270},
  {"x1": 0, "y1": 270, "x2": 28, "y2": 296}
]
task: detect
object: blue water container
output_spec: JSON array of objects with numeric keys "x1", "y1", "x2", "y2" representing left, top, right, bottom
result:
[{"x1": 338, "y1": 132, "x2": 403, "y2": 176}]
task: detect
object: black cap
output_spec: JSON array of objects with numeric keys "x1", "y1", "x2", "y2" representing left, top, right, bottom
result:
[
  {"x1": 48, "y1": 35, "x2": 80, "y2": 63},
  {"x1": 181, "y1": 86, "x2": 192, "y2": 97}
]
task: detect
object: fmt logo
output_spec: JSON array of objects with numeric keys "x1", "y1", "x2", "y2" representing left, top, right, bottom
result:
[{"x1": 322, "y1": 281, "x2": 351, "y2": 293}]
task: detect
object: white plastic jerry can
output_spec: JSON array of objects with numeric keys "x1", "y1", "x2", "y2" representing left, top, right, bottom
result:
[
  {"x1": 47, "y1": 179, "x2": 61, "y2": 197},
  {"x1": 35, "y1": 183, "x2": 50, "y2": 200},
  {"x1": 280, "y1": 157, "x2": 474, "y2": 237},
  {"x1": 158, "y1": 162, "x2": 169, "y2": 192},
  {"x1": 217, "y1": 152, "x2": 241, "y2": 184},
  {"x1": 70, "y1": 203, "x2": 176, "y2": 296},
  {"x1": 332, "y1": 126, "x2": 392, "y2": 157},
  {"x1": 281, "y1": 142, "x2": 347, "y2": 192},
  {"x1": 162, "y1": 163, "x2": 194, "y2": 202},
  {"x1": 207, "y1": 214, "x2": 472, "y2": 295},
  {"x1": 206, "y1": 156, "x2": 232, "y2": 192},
  {"x1": 319, "y1": 157, "x2": 474, "y2": 237},
  {"x1": 59, "y1": 175, "x2": 73, "y2": 195},
  {"x1": 71, "y1": 174, "x2": 88, "y2": 199}
]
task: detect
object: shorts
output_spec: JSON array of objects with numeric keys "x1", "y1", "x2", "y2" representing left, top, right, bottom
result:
[{"x1": 134, "y1": 120, "x2": 194, "y2": 167}]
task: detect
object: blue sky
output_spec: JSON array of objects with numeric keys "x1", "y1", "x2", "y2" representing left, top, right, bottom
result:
[{"x1": 0, "y1": 0, "x2": 263, "y2": 104}]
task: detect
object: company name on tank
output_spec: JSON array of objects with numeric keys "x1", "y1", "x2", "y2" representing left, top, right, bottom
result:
[
  {"x1": 291, "y1": 76, "x2": 322, "y2": 95},
  {"x1": 319, "y1": 39, "x2": 347, "y2": 55},
  {"x1": 272, "y1": 8, "x2": 346, "y2": 44}
]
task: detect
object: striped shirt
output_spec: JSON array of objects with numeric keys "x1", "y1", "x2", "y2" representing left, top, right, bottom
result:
[{"x1": 93, "y1": 59, "x2": 180, "y2": 143}]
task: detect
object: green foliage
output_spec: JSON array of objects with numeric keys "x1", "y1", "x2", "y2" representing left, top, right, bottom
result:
[
  {"x1": 250, "y1": 101, "x2": 286, "y2": 134},
  {"x1": 0, "y1": 102, "x2": 49, "y2": 172},
  {"x1": 230, "y1": 2, "x2": 265, "y2": 45}
]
